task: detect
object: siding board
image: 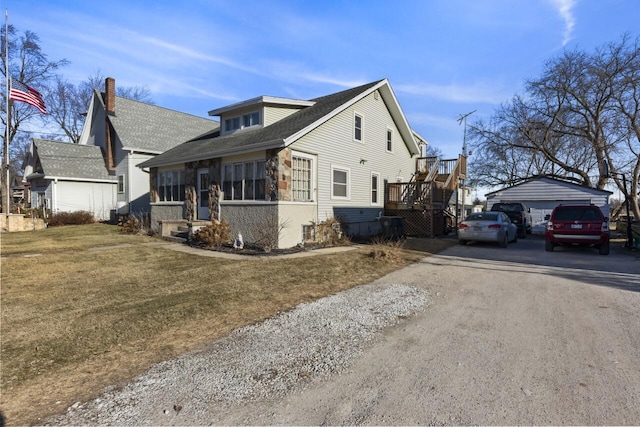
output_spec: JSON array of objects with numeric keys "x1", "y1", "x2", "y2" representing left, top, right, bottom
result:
[{"x1": 291, "y1": 91, "x2": 415, "y2": 231}]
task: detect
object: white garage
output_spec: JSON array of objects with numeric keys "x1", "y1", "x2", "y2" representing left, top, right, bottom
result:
[{"x1": 485, "y1": 176, "x2": 612, "y2": 234}]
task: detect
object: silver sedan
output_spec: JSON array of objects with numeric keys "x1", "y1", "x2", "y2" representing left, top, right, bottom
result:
[{"x1": 458, "y1": 212, "x2": 518, "y2": 247}]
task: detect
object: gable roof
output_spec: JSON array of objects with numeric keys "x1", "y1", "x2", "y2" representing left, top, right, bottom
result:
[
  {"x1": 27, "y1": 139, "x2": 115, "y2": 182},
  {"x1": 485, "y1": 176, "x2": 613, "y2": 197},
  {"x1": 92, "y1": 90, "x2": 219, "y2": 154},
  {"x1": 139, "y1": 79, "x2": 420, "y2": 168}
]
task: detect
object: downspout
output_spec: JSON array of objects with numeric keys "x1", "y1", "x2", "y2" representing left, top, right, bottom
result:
[
  {"x1": 53, "y1": 178, "x2": 58, "y2": 215},
  {"x1": 128, "y1": 150, "x2": 133, "y2": 214}
]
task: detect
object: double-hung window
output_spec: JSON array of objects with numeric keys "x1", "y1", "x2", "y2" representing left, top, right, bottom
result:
[
  {"x1": 222, "y1": 160, "x2": 266, "y2": 200},
  {"x1": 371, "y1": 172, "x2": 381, "y2": 205},
  {"x1": 117, "y1": 175, "x2": 125, "y2": 194},
  {"x1": 354, "y1": 113, "x2": 363, "y2": 142},
  {"x1": 331, "y1": 165, "x2": 350, "y2": 199},
  {"x1": 386, "y1": 128, "x2": 393, "y2": 152},
  {"x1": 292, "y1": 154, "x2": 313, "y2": 202},
  {"x1": 157, "y1": 169, "x2": 185, "y2": 202}
]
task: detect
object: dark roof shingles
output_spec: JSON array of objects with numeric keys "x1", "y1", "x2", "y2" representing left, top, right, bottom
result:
[
  {"x1": 140, "y1": 80, "x2": 382, "y2": 167},
  {"x1": 106, "y1": 95, "x2": 219, "y2": 153},
  {"x1": 34, "y1": 139, "x2": 115, "y2": 181}
]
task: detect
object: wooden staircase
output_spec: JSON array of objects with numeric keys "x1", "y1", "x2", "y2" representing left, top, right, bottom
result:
[{"x1": 384, "y1": 155, "x2": 467, "y2": 236}]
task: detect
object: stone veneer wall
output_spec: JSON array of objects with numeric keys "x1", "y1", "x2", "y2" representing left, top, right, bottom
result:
[
  {"x1": 266, "y1": 148, "x2": 291, "y2": 202},
  {"x1": 149, "y1": 169, "x2": 158, "y2": 203}
]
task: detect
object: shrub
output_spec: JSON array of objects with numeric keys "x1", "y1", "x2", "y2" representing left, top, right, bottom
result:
[
  {"x1": 314, "y1": 217, "x2": 349, "y2": 246},
  {"x1": 368, "y1": 236, "x2": 404, "y2": 264},
  {"x1": 192, "y1": 220, "x2": 232, "y2": 247},
  {"x1": 47, "y1": 211, "x2": 95, "y2": 227},
  {"x1": 250, "y1": 212, "x2": 288, "y2": 253},
  {"x1": 121, "y1": 215, "x2": 144, "y2": 235}
]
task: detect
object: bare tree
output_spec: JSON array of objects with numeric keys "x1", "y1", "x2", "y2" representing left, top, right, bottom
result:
[
  {"x1": 1, "y1": 25, "x2": 67, "y2": 213},
  {"x1": 468, "y1": 35, "x2": 640, "y2": 218},
  {"x1": 45, "y1": 75, "x2": 84, "y2": 143},
  {"x1": 46, "y1": 69, "x2": 153, "y2": 144}
]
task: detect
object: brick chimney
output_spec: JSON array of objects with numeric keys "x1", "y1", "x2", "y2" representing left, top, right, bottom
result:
[
  {"x1": 104, "y1": 77, "x2": 116, "y2": 171},
  {"x1": 105, "y1": 77, "x2": 115, "y2": 115}
]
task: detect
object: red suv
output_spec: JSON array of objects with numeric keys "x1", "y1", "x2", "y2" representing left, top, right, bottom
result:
[{"x1": 545, "y1": 204, "x2": 610, "y2": 255}]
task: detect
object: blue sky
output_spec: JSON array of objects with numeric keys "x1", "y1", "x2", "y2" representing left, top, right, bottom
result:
[{"x1": 8, "y1": 0, "x2": 639, "y2": 163}]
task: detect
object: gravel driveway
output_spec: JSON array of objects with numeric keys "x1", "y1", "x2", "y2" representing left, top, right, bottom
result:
[{"x1": 47, "y1": 236, "x2": 640, "y2": 425}]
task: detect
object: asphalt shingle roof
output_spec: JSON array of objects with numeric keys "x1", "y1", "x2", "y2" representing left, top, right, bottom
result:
[
  {"x1": 33, "y1": 139, "x2": 116, "y2": 181},
  {"x1": 139, "y1": 80, "x2": 383, "y2": 168},
  {"x1": 98, "y1": 91, "x2": 219, "y2": 154}
]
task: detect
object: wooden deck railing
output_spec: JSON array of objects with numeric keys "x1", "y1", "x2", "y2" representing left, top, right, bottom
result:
[{"x1": 386, "y1": 155, "x2": 467, "y2": 209}]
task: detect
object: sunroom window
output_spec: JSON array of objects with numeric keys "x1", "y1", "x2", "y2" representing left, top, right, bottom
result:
[{"x1": 222, "y1": 160, "x2": 266, "y2": 200}]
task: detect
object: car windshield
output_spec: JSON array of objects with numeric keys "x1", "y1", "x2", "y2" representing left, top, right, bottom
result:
[
  {"x1": 554, "y1": 207, "x2": 602, "y2": 221},
  {"x1": 465, "y1": 212, "x2": 499, "y2": 221}
]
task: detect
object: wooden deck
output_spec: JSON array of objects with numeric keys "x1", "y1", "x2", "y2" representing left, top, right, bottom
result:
[{"x1": 384, "y1": 155, "x2": 466, "y2": 236}]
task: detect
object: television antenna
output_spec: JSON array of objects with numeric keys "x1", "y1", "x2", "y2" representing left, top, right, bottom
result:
[
  {"x1": 457, "y1": 110, "x2": 476, "y2": 157},
  {"x1": 456, "y1": 110, "x2": 476, "y2": 222}
]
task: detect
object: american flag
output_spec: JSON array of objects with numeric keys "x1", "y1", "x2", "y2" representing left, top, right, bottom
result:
[{"x1": 9, "y1": 77, "x2": 47, "y2": 114}]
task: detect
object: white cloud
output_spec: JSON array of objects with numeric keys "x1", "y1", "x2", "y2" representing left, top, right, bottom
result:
[
  {"x1": 550, "y1": 0, "x2": 577, "y2": 46},
  {"x1": 300, "y1": 73, "x2": 369, "y2": 89},
  {"x1": 395, "y1": 81, "x2": 511, "y2": 105}
]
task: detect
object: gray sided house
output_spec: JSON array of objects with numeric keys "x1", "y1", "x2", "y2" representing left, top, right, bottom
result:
[
  {"x1": 78, "y1": 78, "x2": 218, "y2": 216},
  {"x1": 486, "y1": 176, "x2": 613, "y2": 234},
  {"x1": 140, "y1": 79, "x2": 425, "y2": 248},
  {"x1": 23, "y1": 139, "x2": 117, "y2": 220}
]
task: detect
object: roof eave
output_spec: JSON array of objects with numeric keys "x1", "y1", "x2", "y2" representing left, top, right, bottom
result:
[
  {"x1": 283, "y1": 79, "x2": 388, "y2": 146},
  {"x1": 137, "y1": 139, "x2": 286, "y2": 169},
  {"x1": 32, "y1": 175, "x2": 116, "y2": 183}
]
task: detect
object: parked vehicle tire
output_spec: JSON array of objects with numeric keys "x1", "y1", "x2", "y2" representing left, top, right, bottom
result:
[
  {"x1": 512, "y1": 232, "x2": 518, "y2": 243},
  {"x1": 545, "y1": 240, "x2": 554, "y2": 252},
  {"x1": 459, "y1": 240, "x2": 468, "y2": 246},
  {"x1": 599, "y1": 241, "x2": 610, "y2": 255},
  {"x1": 499, "y1": 233, "x2": 508, "y2": 248},
  {"x1": 519, "y1": 228, "x2": 526, "y2": 239}
]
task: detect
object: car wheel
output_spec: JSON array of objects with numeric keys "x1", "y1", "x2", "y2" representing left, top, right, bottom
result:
[
  {"x1": 599, "y1": 241, "x2": 610, "y2": 255},
  {"x1": 545, "y1": 240, "x2": 554, "y2": 252},
  {"x1": 499, "y1": 233, "x2": 508, "y2": 248},
  {"x1": 459, "y1": 239, "x2": 467, "y2": 246},
  {"x1": 519, "y1": 228, "x2": 526, "y2": 239},
  {"x1": 512, "y1": 232, "x2": 518, "y2": 243}
]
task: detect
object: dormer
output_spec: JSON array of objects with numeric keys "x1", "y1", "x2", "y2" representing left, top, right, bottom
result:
[{"x1": 209, "y1": 96, "x2": 315, "y2": 136}]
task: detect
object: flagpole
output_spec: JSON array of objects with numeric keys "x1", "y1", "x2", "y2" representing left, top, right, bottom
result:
[{"x1": 4, "y1": 8, "x2": 9, "y2": 218}]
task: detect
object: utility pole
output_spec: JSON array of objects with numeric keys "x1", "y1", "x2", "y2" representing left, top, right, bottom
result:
[{"x1": 457, "y1": 110, "x2": 475, "y2": 221}]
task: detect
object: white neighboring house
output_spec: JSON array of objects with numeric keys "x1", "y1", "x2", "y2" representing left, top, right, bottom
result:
[
  {"x1": 76, "y1": 77, "x2": 219, "y2": 216},
  {"x1": 140, "y1": 79, "x2": 427, "y2": 248},
  {"x1": 486, "y1": 176, "x2": 613, "y2": 234},
  {"x1": 23, "y1": 78, "x2": 218, "y2": 220},
  {"x1": 23, "y1": 139, "x2": 117, "y2": 220}
]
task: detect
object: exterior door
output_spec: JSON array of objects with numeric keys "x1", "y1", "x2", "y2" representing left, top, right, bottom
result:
[{"x1": 197, "y1": 169, "x2": 210, "y2": 220}]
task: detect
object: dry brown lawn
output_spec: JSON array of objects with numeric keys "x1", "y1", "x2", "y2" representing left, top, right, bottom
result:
[{"x1": 0, "y1": 224, "x2": 455, "y2": 425}]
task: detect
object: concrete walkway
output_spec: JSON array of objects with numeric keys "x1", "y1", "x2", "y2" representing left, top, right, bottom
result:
[{"x1": 141, "y1": 241, "x2": 361, "y2": 260}]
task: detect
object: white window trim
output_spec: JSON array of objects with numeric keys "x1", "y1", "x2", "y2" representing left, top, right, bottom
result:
[
  {"x1": 354, "y1": 111, "x2": 364, "y2": 143},
  {"x1": 370, "y1": 171, "x2": 381, "y2": 206},
  {"x1": 291, "y1": 150, "x2": 316, "y2": 203},
  {"x1": 331, "y1": 164, "x2": 351, "y2": 200},
  {"x1": 386, "y1": 127, "x2": 393, "y2": 153},
  {"x1": 221, "y1": 159, "x2": 266, "y2": 201},
  {"x1": 224, "y1": 110, "x2": 261, "y2": 133},
  {"x1": 157, "y1": 169, "x2": 185, "y2": 202},
  {"x1": 117, "y1": 174, "x2": 125, "y2": 194}
]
